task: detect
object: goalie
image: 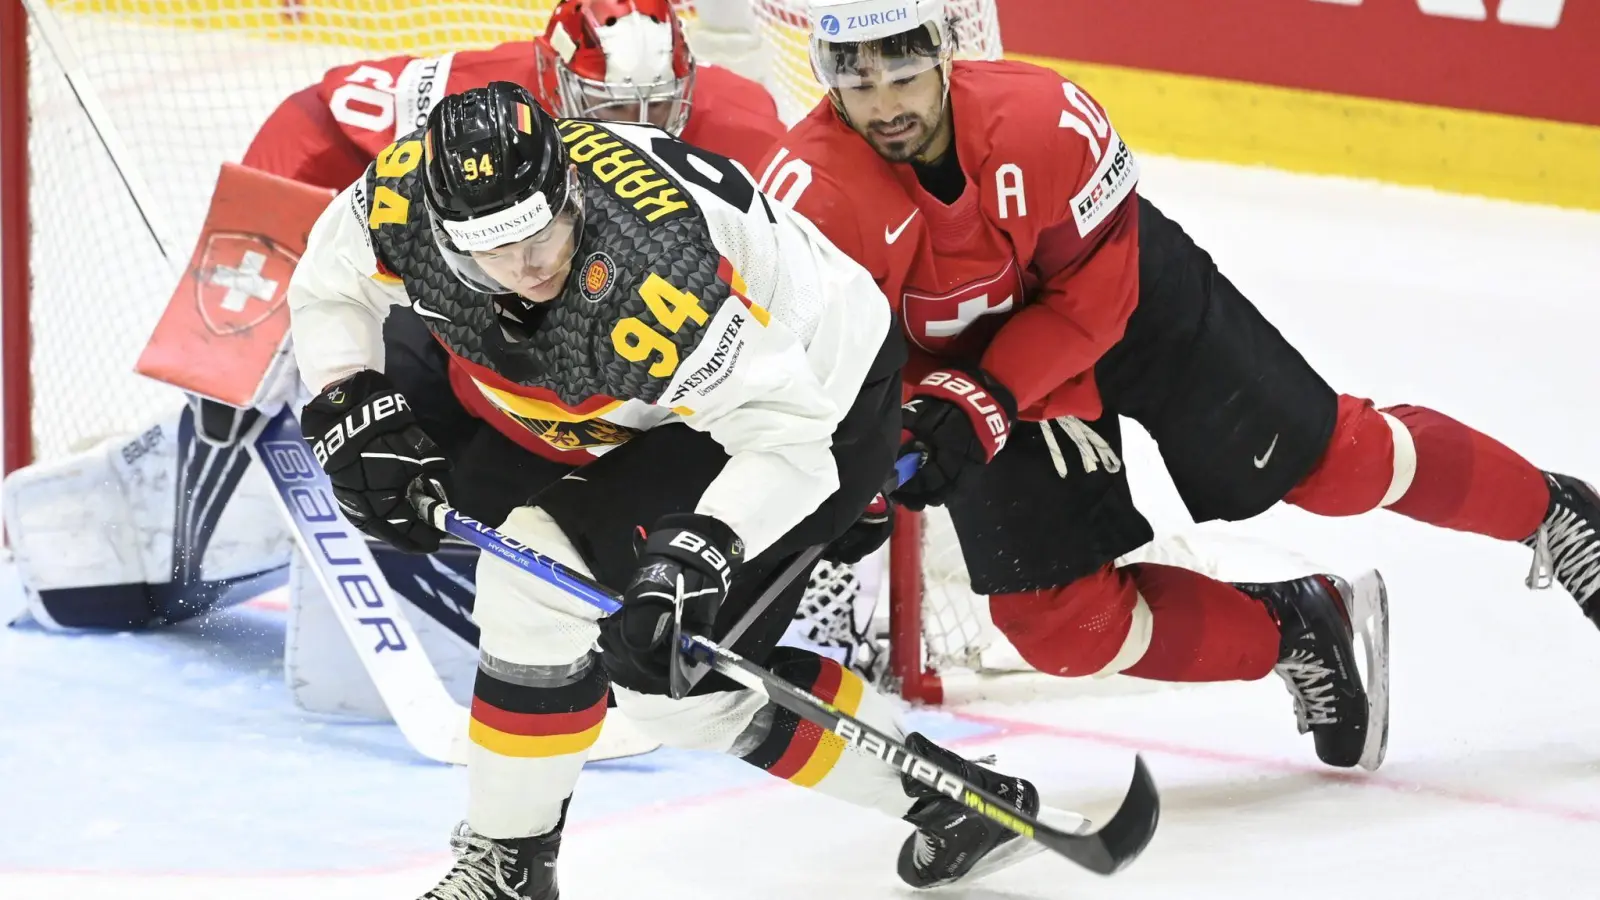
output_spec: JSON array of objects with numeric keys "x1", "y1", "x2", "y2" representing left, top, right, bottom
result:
[
  {"x1": 291, "y1": 81, "x2": 1055, "y2": 897},
  {"x1": 244, "y1": 0, "x2": 783, "y2": 190}
]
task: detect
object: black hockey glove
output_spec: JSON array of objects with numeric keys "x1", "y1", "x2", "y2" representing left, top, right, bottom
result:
[
  {"x1": 598, "y1": 513, "x2": 745, "y2": 697},
  {"x1": 299, "y1": 370, "x2": 450, "y2": 554},
  {"x1": 895, "y1": 366, "x2": 1017, "y2": 511},
  {"x1": 823, "y1": 491, "x2": 895, "y2": 565}
]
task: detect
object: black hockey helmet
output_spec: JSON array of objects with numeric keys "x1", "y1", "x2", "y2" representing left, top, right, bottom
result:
[{"x1": 422, "y1": 81, "x2": 585, "y2": 299}]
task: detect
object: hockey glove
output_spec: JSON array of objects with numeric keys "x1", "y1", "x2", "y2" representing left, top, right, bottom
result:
[
  {"x1": 598, "y1": 513, "x2": 745, "y2": 697},
  {"x1": 299, "y1": 370, "x2": 450, "y2": 554},
  {"x1": 823, "y1": 491, "x2": 895, "y2": 565},
  {"x1": 896, "y1": 367, "x2": 1016, "y2": 511}
]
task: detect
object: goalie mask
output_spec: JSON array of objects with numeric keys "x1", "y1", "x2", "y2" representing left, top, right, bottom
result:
[
  {"x1": 423, "y1": 82, "x2": 585, "y2": 301},
  {"x1": 535, "y1": 0, "x2": 697, "y2": 135}
]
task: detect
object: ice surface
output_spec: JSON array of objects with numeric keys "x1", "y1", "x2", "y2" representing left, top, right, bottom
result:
[{"x1": 6, "y1": 157, "x2": 1600, "y2": 898}]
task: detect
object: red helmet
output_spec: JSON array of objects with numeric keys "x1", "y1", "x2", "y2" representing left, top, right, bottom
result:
[{"x1": 534, "y1": 0, "x2": 697, "y2": 135}]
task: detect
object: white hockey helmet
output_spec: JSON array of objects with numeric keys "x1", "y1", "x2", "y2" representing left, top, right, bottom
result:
[{"x1": 806, "y1": 0, "x2": 954, "y2": 93}]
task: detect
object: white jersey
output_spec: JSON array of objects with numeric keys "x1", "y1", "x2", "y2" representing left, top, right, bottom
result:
[{"x1": 287, "y1": 120, "x2": 893, "y2": 556}]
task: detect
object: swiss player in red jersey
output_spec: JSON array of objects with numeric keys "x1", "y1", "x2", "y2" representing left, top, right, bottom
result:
[
  {"x1": 762, "y1": 0, "x2": 1600, "y2": 773},
  {"x1": 241, "y1": 0, "x2": 789, "y2": 510},
  {"x1": 242, "y1": 0, "x2": 784, "y2": 189}
]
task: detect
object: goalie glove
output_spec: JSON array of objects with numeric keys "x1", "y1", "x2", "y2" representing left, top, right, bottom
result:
[
  {"x1": 895, "y1": 367, "x2": 1017, "y2": 511},
  {"x1": 299, "y1": 370, "x2": 450, "y2": 554},
  {"x1": 598, "y1": 513, "x2": 744, "y2": 697}
]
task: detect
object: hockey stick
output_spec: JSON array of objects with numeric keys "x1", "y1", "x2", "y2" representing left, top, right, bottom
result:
[
  {"x1": 250, "y1": 410, "x2": 658, "y2": 764},
  {"x1": 672, "y1": 452, "x2": 925, "y2": 695},
  {"x1": 250, "y1": 409, "x2": 471, "y2": 765},
  {"x1": 415, "y1": 486, "x2": 1161, "y2": 877}
]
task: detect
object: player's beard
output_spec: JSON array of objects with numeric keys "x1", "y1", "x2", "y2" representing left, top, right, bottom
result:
[{"x1": 863, "y1": 112, "x2": 937, "y2": 163}]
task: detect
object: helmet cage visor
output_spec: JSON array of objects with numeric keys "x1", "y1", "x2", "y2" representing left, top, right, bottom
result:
[
  {"x1": 809, "y1": 22, "x2": 946, "y2": 91},
  {"x1": 557, "y1": 66, "x2": 695, "y2": 134}
]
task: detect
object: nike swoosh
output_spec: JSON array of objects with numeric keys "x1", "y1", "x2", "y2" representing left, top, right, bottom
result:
[
  {"x1": 412, "y1": 301, "x2": 450, "y2": 321},
  {"x1": 885, "y1": 210, "x2": 918, "y2": 244},
  {"x1": 1254, "y1": 434, "x2": 1280, "y2": 469}
]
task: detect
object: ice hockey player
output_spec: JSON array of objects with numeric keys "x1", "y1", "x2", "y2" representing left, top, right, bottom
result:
[
  {"x1": 243, "y1": 0, "x2": 791, "y2": 512},
  {"x1": 244, "y1": 0, "x2": 784, "y2": 191},
  {"x1": 288, "y1": 81, "x2": 1059, "y2": 898},
  {"x1": 759, "y1": 0, "x2": 1600, "y2": 772}
]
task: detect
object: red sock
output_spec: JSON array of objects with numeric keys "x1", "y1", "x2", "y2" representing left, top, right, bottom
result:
[
  {"x1": 1121, "y1": 564, "x2": 1281, "y2": 683},
  {"x1": 989, "y1": 563, "x2": 1280, "y2": 683},
  {"x1": 1286, "y1": 395, "x2": 1549, "y2": 541}
]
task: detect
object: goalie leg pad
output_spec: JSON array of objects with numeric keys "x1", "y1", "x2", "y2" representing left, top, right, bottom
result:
[{"x1": 467, "y1": 505, "x2": 608, "y2": 839}]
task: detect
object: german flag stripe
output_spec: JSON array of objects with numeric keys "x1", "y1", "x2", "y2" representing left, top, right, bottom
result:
[
  {"x1": 715, "y1": 256, "x2": 771, "y2": 327},
  {"x1": 471, "y1": 694, "x2": 607, "y2": 738},
  {"x1": 469, "y1": 661, "x2": 610, "y2": 758},
  {"x1": 516, "y1": 102, "x2": 534, "y2": 135},
  {"x1": 470, "y1": 716, "x2": 606, "y2": 758},
  {"x1": 741, "y1": 655, "x2": 866, "y2": 786}
]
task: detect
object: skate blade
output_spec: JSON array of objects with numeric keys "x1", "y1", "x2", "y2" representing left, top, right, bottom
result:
[
  {"x1": 937, "y1": 807, "x2": 1090, "y2": 889},
  {"x1": 1348, "y1": 569, "x2": 1391, "y2": 772}
]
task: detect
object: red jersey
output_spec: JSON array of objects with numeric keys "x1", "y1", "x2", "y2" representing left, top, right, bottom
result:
[
  {"x1": 756, "y1": 61, "x2": 1141, "y2": 422},
  {"x1": 243, "y1": 43, "x2": 785, "y2": 191}
]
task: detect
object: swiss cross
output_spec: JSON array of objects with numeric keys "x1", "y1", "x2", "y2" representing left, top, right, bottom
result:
[
  {"x1": 925, "y1": 293, "x2": 1015, "y2": 338},
  {"x1": 209, "y1": 251, "x2": 279, "y2": 312}
]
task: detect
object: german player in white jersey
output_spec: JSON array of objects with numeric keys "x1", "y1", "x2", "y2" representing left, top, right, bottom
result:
[{"x1": 288, "y1": 81, "x2": 1053, "y2": 899}]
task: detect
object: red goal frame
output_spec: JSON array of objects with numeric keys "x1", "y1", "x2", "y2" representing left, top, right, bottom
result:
[{"x1": 1, "y1": 0, "x2": 33, "y2": 478}]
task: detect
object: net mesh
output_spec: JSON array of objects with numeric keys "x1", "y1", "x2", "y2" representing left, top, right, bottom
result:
[
  {"x1": 18, "y1": 0, "x2": 1009, "y2": 695},
  {"x1": 18, "y1": 0, "x2": 1001, "y2": 461}
]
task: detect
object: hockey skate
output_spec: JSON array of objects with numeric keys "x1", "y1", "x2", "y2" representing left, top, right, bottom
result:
[
  {"x1": 1525, "y1": 472, "x2": 1600, "y2": 626},
  {"x1": 419, "y1": 821, "x2": 561, "y2": 900},
  {"x1": 1236, "y1": 571, "x2": 1391, "y2": 771},
  {"x1": 895, "y1": 732, "x2": 1089, "y2": 888}
]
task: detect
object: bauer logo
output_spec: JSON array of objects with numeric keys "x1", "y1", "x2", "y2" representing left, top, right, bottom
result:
[
  {"x1": 194, "y1": 231, "x2": 300, "y2": 336},
  {"x1": 259, "y1": 424, "x2": 411, "y2": 655}
]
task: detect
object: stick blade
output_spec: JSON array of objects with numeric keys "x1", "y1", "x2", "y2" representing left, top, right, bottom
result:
[{"x1": 1042, "y1": 754, "x2": 1160, "y2": 876}]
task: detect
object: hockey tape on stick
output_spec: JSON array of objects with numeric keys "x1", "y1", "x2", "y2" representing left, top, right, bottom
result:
[{"x1": 411, "y1": 471, "x2": 1161, "y2": 877}]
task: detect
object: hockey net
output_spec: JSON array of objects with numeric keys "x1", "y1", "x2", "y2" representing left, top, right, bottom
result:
[
  {"x1": 0, "y1": 0, "x2": 1004, "y2": 472},
  {"x1": 2, "y1": 0, "x2": 1075, "y2": 704}
]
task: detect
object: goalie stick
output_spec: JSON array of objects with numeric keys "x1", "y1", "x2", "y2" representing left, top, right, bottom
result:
[
  {"x1": 414, "y1": 482, "x2": 1161, "y2": 877},
  {"x1": 249, "y1": 409, "x2": 658, "y2": 765}
]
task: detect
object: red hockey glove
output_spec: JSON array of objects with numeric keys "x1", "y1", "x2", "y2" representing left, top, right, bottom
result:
[{"x1": 895, "y1": 367, "x2": 1017, "y2": 511}]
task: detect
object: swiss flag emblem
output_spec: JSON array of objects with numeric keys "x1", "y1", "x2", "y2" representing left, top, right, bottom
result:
[
  {"x1": 193, "y1": 231, "x2": 299, "y2": 336},
  {"x1": 901, "y1": 258, "x2": 1025, "y2": 355}
]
